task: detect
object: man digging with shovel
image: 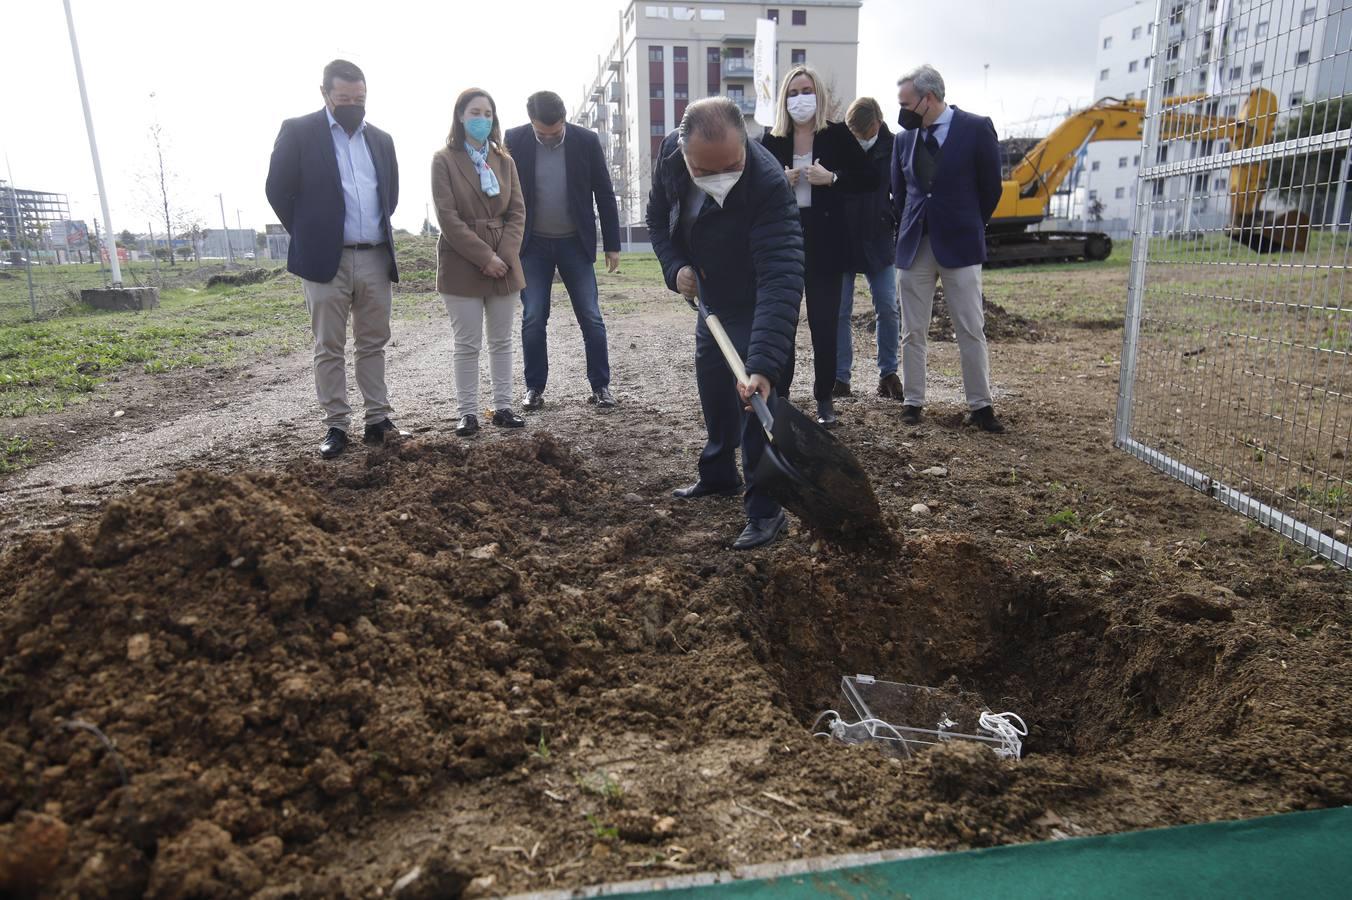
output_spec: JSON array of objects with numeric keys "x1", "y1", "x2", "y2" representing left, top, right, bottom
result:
[{"x1": 647, "y1": 97, "x2": 804, "y2": 550}]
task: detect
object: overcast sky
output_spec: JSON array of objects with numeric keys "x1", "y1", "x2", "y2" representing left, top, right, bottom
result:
[{"x1": 4, "y1": 0, "x2": 1113, "y2": 236}]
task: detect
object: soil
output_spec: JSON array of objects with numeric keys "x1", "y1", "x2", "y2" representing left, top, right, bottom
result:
[{"x1": 1, "y1": 264, "x2": 1350, "y2": 899}]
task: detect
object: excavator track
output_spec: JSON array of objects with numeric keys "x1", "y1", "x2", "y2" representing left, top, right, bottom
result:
[{"x1": 985, "y1": 230, "x2": 1113, "y2": 268}]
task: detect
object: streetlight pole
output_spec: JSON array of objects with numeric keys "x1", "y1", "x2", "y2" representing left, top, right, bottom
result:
[
  {"x1": 63, "y1": 0, "x2": 121, "y2": 287},
  {"x1": 217, "y1": 193, "x2": 233, "y2": 265}
]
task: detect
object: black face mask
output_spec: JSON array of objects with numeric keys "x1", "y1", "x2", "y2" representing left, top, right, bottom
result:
[
  {"x1": 897, "y1": 97, "x2": 929, "y2": 131},
  {"x1": 331, "y1": 103, "x2": 366, "y2": 134}
]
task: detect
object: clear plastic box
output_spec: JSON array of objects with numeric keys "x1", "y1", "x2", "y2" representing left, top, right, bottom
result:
[{"x1": 817, "y1": 675, "x2": 1024, "y2": 760}]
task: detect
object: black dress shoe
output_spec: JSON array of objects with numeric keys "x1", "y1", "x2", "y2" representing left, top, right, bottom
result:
[
  {"x1": 832, "y1": 379, "x2": 853, "y2": 398},
  {"x1": 900, "y1": 404, "x2": 923, "y2": 426},
  {"x1": 672, "y1": 480, "x2": 743, "y2": 500},
  {"x1": 363, "y1": 417, "x2": 410, "y2": 446},
  {"x1": 319, "y1": 427, "x2": 348, "y2": 459},
  {"x1": 590, "y1": 386, "x2": 618, "y2": 408},
  {"x1": 732, "y1": 511, "x2": 787, "y2": 550},
  {"x1": 524, "y1": 388, "x2": 544, "y2": 410},
  {"x1": 968, "y1": 406, "x2": 1006, "y2": 433},
  {"x1": 877, "y1": 372, "x2": 904, "y2": 400},
  {"x1": 816, "y1": 398, "x2": 839, "y2": 428},
  {"x1": 456, "y1": 414, "x2": 480, "y2": 437},
  {"x1": 492, "y1": 408, "x2": 526, "y2": 428}
]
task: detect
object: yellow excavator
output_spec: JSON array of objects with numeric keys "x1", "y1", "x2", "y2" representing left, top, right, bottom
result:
[{"x1": 988, "y1": 88, "x2": 1309, "y2": 265}]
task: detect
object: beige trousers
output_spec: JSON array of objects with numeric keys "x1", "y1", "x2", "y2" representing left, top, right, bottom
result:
[
  {"x1": 301, "y1": 247, "x2": 394, "y2": 431},
  {"x1": 442, "y1": 292, "x2": 516, "y2": 418},
  {"x1": 897, "y1": 236, "x2": 993, "y2": 410}
]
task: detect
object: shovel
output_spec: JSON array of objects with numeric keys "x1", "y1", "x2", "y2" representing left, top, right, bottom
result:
[{"x1": 690, "y1": 287, "x2": 888, "y2": 547}]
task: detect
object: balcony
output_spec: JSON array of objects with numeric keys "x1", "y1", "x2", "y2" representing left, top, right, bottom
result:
[
  {"x1": 730, "y1": 96, "x2": 756, "y2": 115},
  {"x1": 608, "y1": 82, "x2": 622, "y2": 103},
  {"x1": 590, "y1": 85, "x2": 604, "y2": 101},
  {"x1": 723, "y1": 58, "x2": 754, "y2": 79},
  {"x1": 611, "y1": 113, "x2": 624, "y2": 134}
]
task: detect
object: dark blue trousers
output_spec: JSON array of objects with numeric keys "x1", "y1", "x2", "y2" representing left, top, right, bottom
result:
[
  {"x1": 520, "y1": 235, "x2": 612, "y2": 393},
  {"x1": 694, "y1": 314, "x2": 781, "y2": 520}
]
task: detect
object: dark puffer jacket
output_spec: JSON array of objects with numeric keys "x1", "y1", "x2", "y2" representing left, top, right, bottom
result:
[{"x1": 646, "y1": 132, "x2": 804, "y2": 385}]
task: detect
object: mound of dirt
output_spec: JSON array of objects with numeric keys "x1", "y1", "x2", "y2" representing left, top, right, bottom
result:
[
  {"x1": 1, "y1": 434, "x2": 1349, "y2": 898},
  {"x1": 850, "y1": 286, "x2": 1045, "y2": 342}
]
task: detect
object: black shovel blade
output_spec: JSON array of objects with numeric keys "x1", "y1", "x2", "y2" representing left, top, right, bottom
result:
[{"x1": 753, "y1": 396, "x2": 888, "y2": 547}]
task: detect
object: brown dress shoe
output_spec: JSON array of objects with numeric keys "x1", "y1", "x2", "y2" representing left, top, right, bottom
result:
[{"x1": 877, "y1": 372, "x2": 904, "y2": 400}]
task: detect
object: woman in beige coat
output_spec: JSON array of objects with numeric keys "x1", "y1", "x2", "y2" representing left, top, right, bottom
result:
[{"x1": 431, "y1": 87, "x2": 527, "y2": 437}]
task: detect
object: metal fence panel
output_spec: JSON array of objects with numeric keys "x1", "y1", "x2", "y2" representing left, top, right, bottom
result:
[{"x1": 1116, "y1": 0, "x2": 1352, "y2": 567}]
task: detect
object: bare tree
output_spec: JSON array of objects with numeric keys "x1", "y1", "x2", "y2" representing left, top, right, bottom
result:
[{"x1": 147, "y1": 120, "x2": 178, "y2": 266}]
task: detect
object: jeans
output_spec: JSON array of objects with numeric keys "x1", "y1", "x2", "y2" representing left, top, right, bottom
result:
[
  {"x1": 837, "y1": 265, "x2": 899, "y2": 383},
  {"x1": 519, "y1": 235, "x2": 611, "y2": 392}
]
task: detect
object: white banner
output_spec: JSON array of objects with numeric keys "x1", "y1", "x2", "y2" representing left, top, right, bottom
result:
[{"x1": 753, "y1": 18, "x2": 777, "y2": 127}]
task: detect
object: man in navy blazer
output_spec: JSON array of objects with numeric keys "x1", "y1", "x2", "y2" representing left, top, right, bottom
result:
[
  {"x1": 504, "y1": 91, "x2": 622, "y2": 411},
  {"x1": 265, "y1": 59, "x2": 406, "y2": 460},
  {"x1": 891, "y1": 64, "x2": 1006, "y2": 432}
]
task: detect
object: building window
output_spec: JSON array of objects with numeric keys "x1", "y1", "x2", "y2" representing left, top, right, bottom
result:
[
  {"x1": 1290, "y1": 91, "x2": 1305, "y2": 107},
  {"x1": 1164, "y1": 76, "x2": 1177, "y2": 96},
  {"x1": 1296, "y1": 49, "x2": 1311, "y2": 65},
  {"x1": 1119, "y1": 156, "x2": 1129, "y2": 168},
  {"x1": 1152, "y1": 180, "x2": 1165, "y2": 198},
  {"x1": 707, "y1": 48, "x2": 720, "y2": 62},
  {"x1": 674, "y1": 84, "x2": 689, "y2": 99},
  {"x1": 1088, "y1": 189, "x2": 1098, "y2": 200},
  {"x1": 1100, "y1": 68, "x2": 1110, "y2": 80},
  {"x1": 674, "y1": 45, "x2": 688, "y2": 61},
  {"x1": 1091, "y1": 160, "x2": 1101, "y2": 171},
  {"x1": 1147, "y1": 22, "x2": 1153, "y2": 34},
  {"x1": 1168, "y1": 2, "x2": 1184, "y2": 25},
  {"x1": 791, "y1": 48, "x2": 806, "y2": 64},
  {"x1": 1156, "y1": 145, "x2": 1168, "y2": 163},
  {"x1": 1104, "y1": 36, "x2": 1113, "y2": 49},
  {"x1": 1228, "y1": 65, "x2": 1242, "y2": 80},
  {"x1": 1134, "y1": 154, "x2": 1141, "y2": 166},
  {"x1": 1144, "y1": 56, "x2": 1151, "y2": 69},
  {"x1": 792, "y1": 9, "x2": 806, "y2": 25},
  {"x1": 1132, "y1": 25, "x2": 1142, "y2": 39},
  {"x1": 1197, "y1": 70, "x2": 1208, "y2": 87},
  {"x1": 1129, "y1": 60, "x2": 1138, "y2": 73},
  {"x1": 1255, "y1": 21, "x2": 1269, "y2": 39},
  {"x1": 1235, "y1": 26, "x2": 1248, "y2": 43},
  {"x1": 650, "y1": 124, "x2": 666, "y2": 136},
  {"x1": 1126, "y1": 91, "x2": 1136, "y2": 100},
  {"x1": 648, "y1": 46, "x2": 664, "y2": 61},
  {"x1": 700, "y1": 8, "x2": 725, "y2": 20},
  {"x1": 1250, "y1": 61, "x2": 1263, "y2": 76},
  {"x1": 1166, "y1": 43, "x2": 1180, "y2": 61},
  {"x1": 1115, "y1": 187, "x2": 1126, "y2": 199},
  {"x1": 650, "y1": 86, "x2": 664, "y2": 99},
  {"x1": 645, "y1": 6, "x2": 669, "y2": 18},
  {"x1": 1214, "y1": 177, "x2": 1227, "y2": 191},
  {"x1": 1302, "y1": 7, "x2": 1317, "y2": 25},
  {"x1": 767, "y1": 8, "x2": 779, "y2": 22},
  {"x1": 672, "y1": 6, "x2": 695, "y2": 20},
  {"x1": 1225, "y1": 102, "x2": 1238, "y2": 115}
]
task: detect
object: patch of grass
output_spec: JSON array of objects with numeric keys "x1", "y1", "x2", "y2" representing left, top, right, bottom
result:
[
  {"x1": 0, "y1": 280, "x2": 311, "y2": 418},
  {"x1": 1046, "y1": 508, "x2": 1080, "y2": 529},
  {"x1": 0, "y1": 435, "x2": 31, "y2": 473},
  {"x1": 586, "y1": 813, "x2": 619, "y2": 840}
]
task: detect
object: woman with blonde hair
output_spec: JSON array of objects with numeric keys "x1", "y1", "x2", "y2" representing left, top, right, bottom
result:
[
  {"x1": 760, "y1": 65, "x2": 876, "y2": 427},
  {"x1": 431, "y1": 87, "x2": 528, "y2": 437}
]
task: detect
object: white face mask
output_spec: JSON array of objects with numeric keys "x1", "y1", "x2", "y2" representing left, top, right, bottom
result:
[
  {"x1": 858, "y1": 133, "x2": 879, "y2": 152},
  {"x1": 787, "y1": 93, "x2": 817, "y2": 124},
  {"x1": 691, "y1": 170, "x2": 743, "y2": 207}
]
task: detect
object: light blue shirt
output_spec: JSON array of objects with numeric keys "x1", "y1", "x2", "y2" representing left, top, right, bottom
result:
[
  {"x1": 326, "y1": 108, "x2": 383, "y2": 245},
  {"x1": 924, "y1": 105, "x2": 955, "y2": 148}
]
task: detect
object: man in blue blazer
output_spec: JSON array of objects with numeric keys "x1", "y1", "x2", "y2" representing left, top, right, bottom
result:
[
  {"x1": 891, "y1": 64, "x2": 1006, "y2": 432},
  {"x1": 265, "y1": 59, "x2": 406, "y2": 459},
  {"x1": 504, "y1": 91, "x2": 622, "y2": 411}
]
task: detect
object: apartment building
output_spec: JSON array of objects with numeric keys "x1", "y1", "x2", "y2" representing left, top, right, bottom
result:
[
  {"x1": 1087, "y1": 0, "x2": 1344, "y2": 233},
  {"x1": 575, "y1": 1, "x2": 862, "y2": 230}
]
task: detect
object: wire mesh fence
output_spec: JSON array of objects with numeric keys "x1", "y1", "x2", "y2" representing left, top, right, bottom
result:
[{"x1": 1116, "y1": 0, "x2": 1352, "y2": 567}]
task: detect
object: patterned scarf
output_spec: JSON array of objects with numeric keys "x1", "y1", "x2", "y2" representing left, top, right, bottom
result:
[{"x1": 465, "y1": 142, "x2": 501, "y2": 198}]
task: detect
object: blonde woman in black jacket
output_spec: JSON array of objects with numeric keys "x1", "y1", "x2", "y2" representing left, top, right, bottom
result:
[{"x1": 760, "y1": 65, "x2": 877, "y2": 427}]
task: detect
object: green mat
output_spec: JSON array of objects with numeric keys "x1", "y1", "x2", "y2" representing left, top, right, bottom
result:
[{"x1": 607, "y1": 807, "x2": 1352, "y2": 899}]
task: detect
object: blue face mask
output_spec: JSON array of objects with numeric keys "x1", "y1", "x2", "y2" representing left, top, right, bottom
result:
[{"x1": 465, "y1": 117, "x2": 493, "y2": 143}]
